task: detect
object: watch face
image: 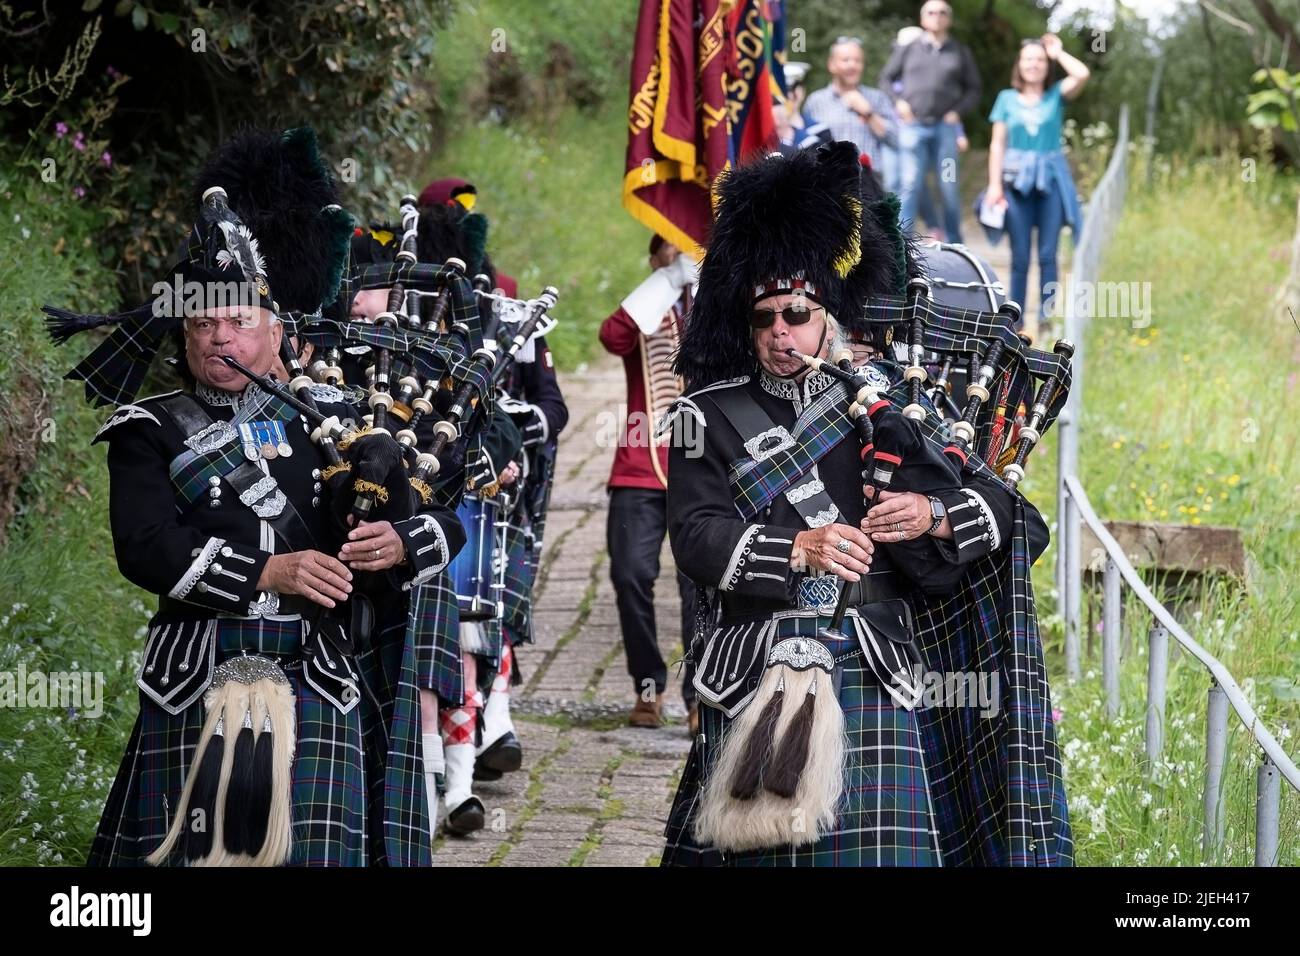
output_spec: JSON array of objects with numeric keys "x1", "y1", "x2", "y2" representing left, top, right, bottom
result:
[{"x1": 931, "y1": 497, "x2": 946, "y2": 519}]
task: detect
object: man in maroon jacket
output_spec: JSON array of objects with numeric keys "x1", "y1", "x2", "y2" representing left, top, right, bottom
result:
[{"x1": 600, "y1": 236, "x2": 699, "y2": 730}]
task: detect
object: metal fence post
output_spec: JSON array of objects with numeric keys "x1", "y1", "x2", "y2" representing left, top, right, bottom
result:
[
  {"x1": 1255, "y1": 757, "x2": 1280, "y2": 867},
  {"x1": 1056, "y1": 408, "x2": 1070, "y2": 605},
  {"x1": 1145, "y1": 623, "x2": 1168, "y2": 771},
  {"x1": 1063, "y1": 490, "x2": 1081, "y2": 682},
  {"x1": 1102, "y1": 558, "x2": 1121, "y2": 717},
  {"x1": 1203, "y1": 681, "x2": 1229, "y2": 859}
]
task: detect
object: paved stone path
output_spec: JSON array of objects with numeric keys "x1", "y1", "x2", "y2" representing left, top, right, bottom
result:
[{"x1": 432, "y1": 357, "x2": 691, "y2": 867}]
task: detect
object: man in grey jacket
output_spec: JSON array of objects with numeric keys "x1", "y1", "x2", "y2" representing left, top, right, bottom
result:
[{"x1": 880, "y1": 1, "x2": 981, "y2": 242}]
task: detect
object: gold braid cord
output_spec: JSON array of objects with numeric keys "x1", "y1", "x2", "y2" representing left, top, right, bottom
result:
[
  {"x1": 335, "y1": 426, "x2": 375, "y2": 453},
  {"x1": 320, "y1": 462, "x2": 352, "y2": 481},
  {"x1": 351, "y1": 479, "x2": 390, "y2": 504},
  {"x1": 409, "y1": 477, "x2": 434, "y2": 506}
]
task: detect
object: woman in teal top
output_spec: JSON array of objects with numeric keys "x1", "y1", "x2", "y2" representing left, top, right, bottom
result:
[{"x1": 986, "y1": 34, "x2": 1090, "y2": 329}]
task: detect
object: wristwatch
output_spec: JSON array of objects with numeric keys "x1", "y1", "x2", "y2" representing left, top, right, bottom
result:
[{"x1": 926, "y1": 495, "x2": 946, "y2": 535}]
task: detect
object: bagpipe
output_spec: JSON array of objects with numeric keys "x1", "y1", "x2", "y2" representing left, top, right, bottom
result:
[
  {"x1": 844, "y1": 277, "x2": 1074, "y2": 492},
  {"x1": 264, "y1": 191, "x2": 561, "y2": 629},
  {"x1": 779, "y1": 277, "x2": 1071, "y2": 646},
  {"x1": 237, "y1": 193, "x2": 562, "y2": 514}
]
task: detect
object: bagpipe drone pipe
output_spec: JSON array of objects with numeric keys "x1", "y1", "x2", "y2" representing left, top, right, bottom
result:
[
  {"x1": 285, "y1": 193, "x2": 561, "y2": 507},
  {"x1": 854, "y1": 277, "x2": 1075, "y2": 492}
]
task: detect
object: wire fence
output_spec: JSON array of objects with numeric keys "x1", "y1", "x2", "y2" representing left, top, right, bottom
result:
[{"x1": 1052, "y1": 104, "x2": 1295, "y2": 865}]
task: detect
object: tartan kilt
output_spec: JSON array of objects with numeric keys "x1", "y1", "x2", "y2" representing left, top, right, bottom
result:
[
  {"x1": 408, "y1": 571, "x2": 464, "y2": 704},
  {"x1": 355, "y1": 617, "x2": 433, "y2": 867},
  {"x1": 500, "y1": 511, "x2": 534, "y2": 647},
  {"x1": 88, "y1": 617, "x2": 367, "y2": 867},
  {"x1": 911, "y1": 507, "x2": 1073, "y2": 867},
  {"x1": 662, "y1": 614, "x2": 942, "y2": 867}
]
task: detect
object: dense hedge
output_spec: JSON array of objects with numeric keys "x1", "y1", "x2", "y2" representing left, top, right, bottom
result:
[{"x1": 2, "y1": 1, "x2": 455, "y2": 301}]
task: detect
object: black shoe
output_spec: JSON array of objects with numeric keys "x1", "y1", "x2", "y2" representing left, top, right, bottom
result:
[
  {"x1": 443, "y1": 796, "x2": 485, "y2": 836},
  {"x1": 473, "y1": 764, "x2": 504, "y2": 782},
  {"x1": 477, "y1": 732, "x2": 523, "y2": 774}
]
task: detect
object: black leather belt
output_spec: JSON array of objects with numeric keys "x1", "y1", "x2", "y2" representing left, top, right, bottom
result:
[{"x1": 846, "y1": 570, "x2": 908, "y2": 606}]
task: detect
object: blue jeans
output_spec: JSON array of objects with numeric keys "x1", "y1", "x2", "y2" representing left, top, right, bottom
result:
[
  {"x1": 898, "y1": 121, "x2": 963, "y2": 243},
  {"x1": 1004, "y1": 179, "x2": 1065, "y2": 322}
]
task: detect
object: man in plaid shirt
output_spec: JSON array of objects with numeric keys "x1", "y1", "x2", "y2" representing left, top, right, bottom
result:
[{"x1": 802, "y1": 37, "x2": 898, "y2": 171}]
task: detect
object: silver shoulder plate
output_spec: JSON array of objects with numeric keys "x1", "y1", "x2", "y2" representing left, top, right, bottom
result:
[
  {"x1": 93, "y1": 403, "x2": 163, "y2": 443},
  {"x1": 308, "y1": 382, "x2": 345, "y2": 404}
]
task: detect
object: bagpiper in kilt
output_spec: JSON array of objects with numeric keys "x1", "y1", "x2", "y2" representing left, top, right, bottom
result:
[
  {"x1": 48, "y1": 128, "x2": 466, "y2": 867},
  {"x1": 660, "y1": 142, "x2": 1071, "y2": 866},
  {"x1": 483, "y1": 325, "x2": 568, "y2": 779}
]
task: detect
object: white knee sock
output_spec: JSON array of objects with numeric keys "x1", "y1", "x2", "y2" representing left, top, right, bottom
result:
[
  {"x1": 443, "y1": 743, "x2": 477, "y2": 812},
  {"x1": 422, "y1": 732, "x2": 444, "y2": 833}
]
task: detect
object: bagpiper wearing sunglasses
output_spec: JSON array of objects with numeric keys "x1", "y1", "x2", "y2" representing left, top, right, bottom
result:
[
  {"x1": 46, "y1": 128, "x2": 467, "y2": 867},
  {"x1": 659, "y1": 142, "x2": 1072, "y2": 866}
]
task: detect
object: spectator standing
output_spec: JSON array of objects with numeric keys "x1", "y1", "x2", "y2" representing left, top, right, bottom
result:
[
  {"x1": 880, "y1": 1, "x2": 981, "y2": 242},
  {"x1": 803, "y1": 37, "x2": 897, "y2": 171},
  {"x1": 986, "y1": 34, "x2": 1089, "y2": 326}
]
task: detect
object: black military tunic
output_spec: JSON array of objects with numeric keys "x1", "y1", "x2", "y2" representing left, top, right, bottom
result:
[
  {"x1": 88, "y1": 379, "x2": 464, "y2": 867},
  {"x1": 662, "y1": 362, "x2": 1046, "y2": 866}
]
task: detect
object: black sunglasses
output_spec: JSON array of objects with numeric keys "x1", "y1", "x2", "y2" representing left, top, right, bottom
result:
[{"x1": 750, "y1": 305, "x2": 824, "y2": 329}]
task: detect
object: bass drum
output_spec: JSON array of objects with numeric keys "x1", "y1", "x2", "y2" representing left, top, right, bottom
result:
[
  {"x1": 916, "y1": 239, "x2": 1007, "y2": 313},
  {"x1": 915, "y1": 240, "x2": 1009, "y2": 418},
  {"x1": 448, "y1": 494, "x2": 502, "y2": 622}
]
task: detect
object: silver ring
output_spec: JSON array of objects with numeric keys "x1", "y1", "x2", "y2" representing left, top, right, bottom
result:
[
  {"x1": 836, "y1": 539, "x2": 851, "y2": 554},
  {"x1": 373, "y1": 549, "x2": 381, "y2": 559},
  {"x1": 893, "y1": 521, "x2": 902, "y2": 533}
]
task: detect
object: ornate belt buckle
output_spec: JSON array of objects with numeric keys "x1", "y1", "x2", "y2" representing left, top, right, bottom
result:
[{"x1": 797, "y1": 574, "x2": 841, "y2": 613}]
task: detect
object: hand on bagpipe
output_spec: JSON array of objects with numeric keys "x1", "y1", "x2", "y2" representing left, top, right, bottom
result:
[{"x1": 218, "y1": 356, "x2": 416, "y2": 526}]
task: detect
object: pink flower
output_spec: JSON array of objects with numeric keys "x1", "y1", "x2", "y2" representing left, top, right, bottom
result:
[
  {"x1": 73, "y1": 186, "x2": 87, "y2": 199},
  {"x1": 100, "y1": 151, "x2": 112, "y2": 168},
  {"x1": 73, "y1": 131, "x2": 86, "y2": 152},
  {"x1": 1052, "y1": 708, "x2": 1063, "y2": 723},
  {"x1": 55, "y1": 122, "x2": 68, "y2": 137},
  {"x1": 106, "y1": 65, "x2": 121, "y2": 79}
]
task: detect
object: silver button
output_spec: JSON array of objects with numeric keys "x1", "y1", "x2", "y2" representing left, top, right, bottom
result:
[
  {"x1": 757, "y1": 534, "x2": 766, "y2": 543},
  {"x1": 221, "y1": 546, "x2": 233, "y2": 557},
  {"x1": 209, "y1": 487, "x2": 221, "y2": 499},
  {"x1": 977, "y1": 516, "x2": 986, "y2": 525},
  {"x1": 208, "y1": 476, "x2": 221, "y2": 487},
  {"x1": 208, "y1": 500, "x2": 221, "y2": 509},
  {"x1": 313, "y1": 482, "x2": 322, "y2": 493},
  {"x1": 312, "y1": 497, "x2": 320, "y2": 508},
  {"x1": 744, "y1": 572, "x2": 754, "y2": 581},
  {"x1": 196, "y1": 582, "x2": 209, "y2": 593},
  {"x1": 312, "y1": 468, "x2": 322, "y2": 479},
  {"x1": 210, "y1": 562, "x2": 223, "y2": 575}
]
